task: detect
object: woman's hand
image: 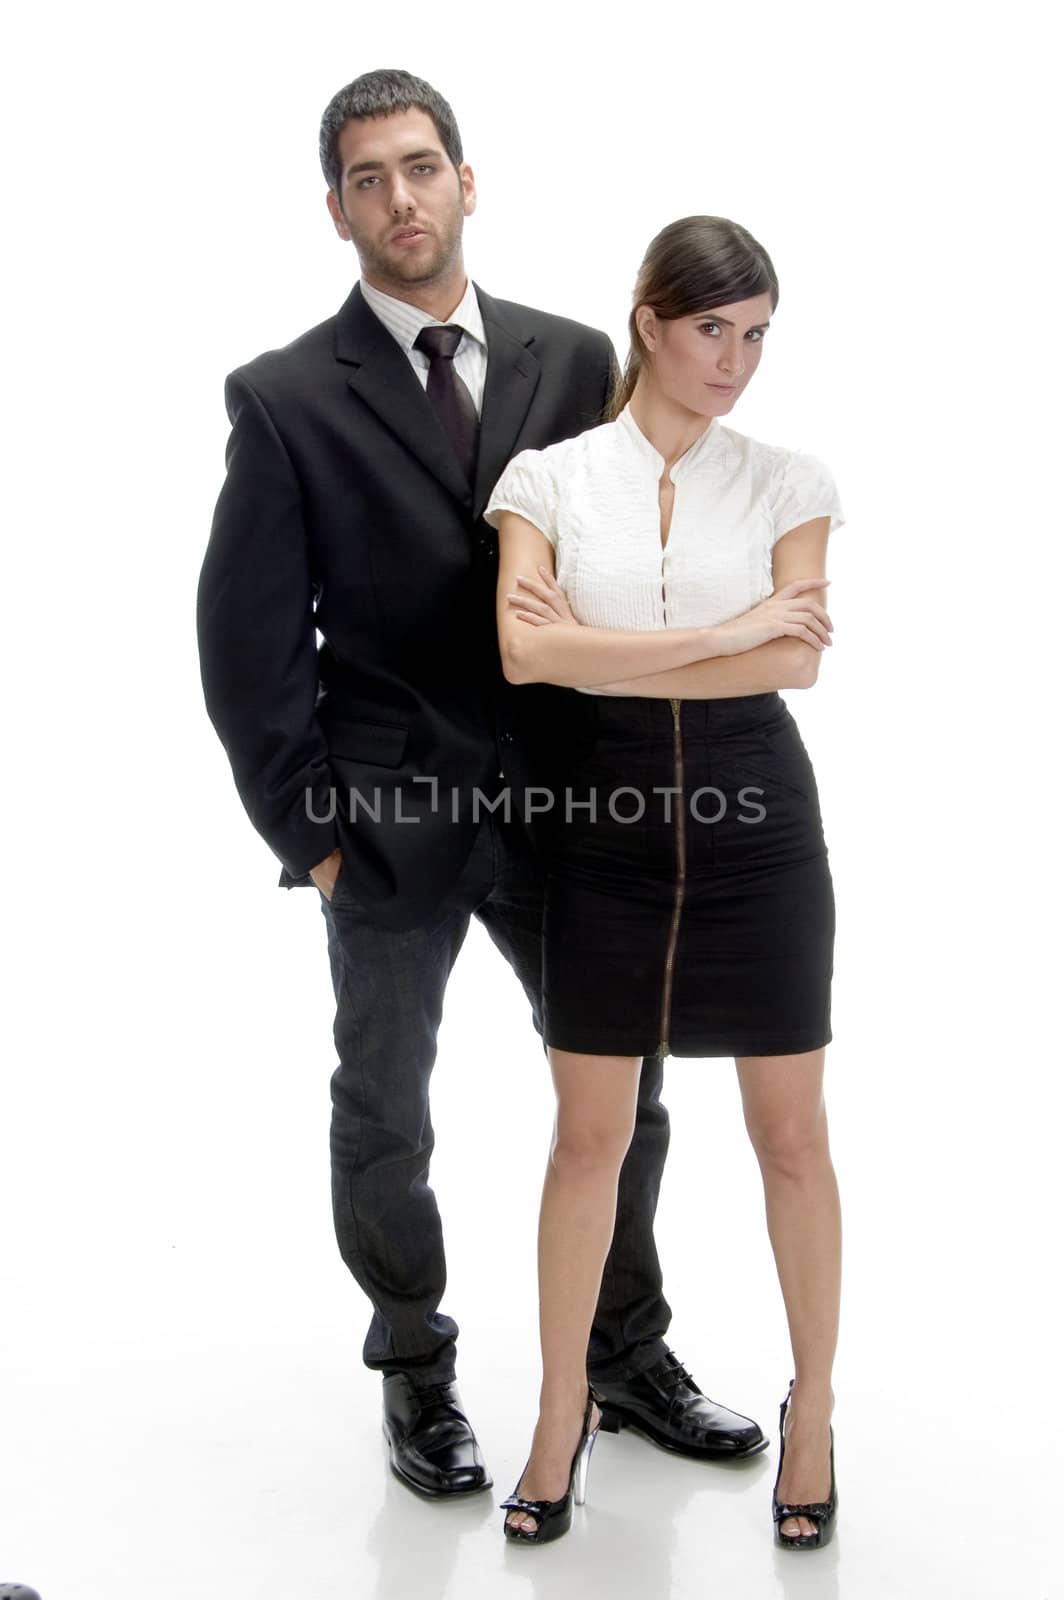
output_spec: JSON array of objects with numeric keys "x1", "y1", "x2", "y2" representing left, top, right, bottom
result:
[
  {"x1": 505, "y1": 565, "x2": 579, "y2": 627},
  {"x1": 715, "y1": 579, "x2": 833, "y2": 655}
]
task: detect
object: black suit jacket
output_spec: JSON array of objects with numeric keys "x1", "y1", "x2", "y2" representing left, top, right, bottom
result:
[{"x1": 197, "y1": 281, "x2": 615, "y2": 928}]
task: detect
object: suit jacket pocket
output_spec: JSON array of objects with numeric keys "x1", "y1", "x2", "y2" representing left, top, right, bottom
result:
[{"x1": 326, "y1": 719, "x2": 409, "y2": 769}]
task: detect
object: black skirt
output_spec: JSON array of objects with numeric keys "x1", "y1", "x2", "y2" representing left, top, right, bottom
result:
[{"x1": 537, "y1": 691, "x2": 835, "y2": 1059}]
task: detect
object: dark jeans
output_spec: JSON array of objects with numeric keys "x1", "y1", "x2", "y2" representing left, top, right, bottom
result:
[{"x1": 319, "y1": 810, "x2": 673, "y2": 1388}]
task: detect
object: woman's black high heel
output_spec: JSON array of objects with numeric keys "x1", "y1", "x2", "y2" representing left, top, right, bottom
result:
[
  {"x1": 500, "y1": 1392, "x2": 600, "y2": 1545},
  {"x1": 771, "y1": 1379, "x2": 838, "y2": 1550}
]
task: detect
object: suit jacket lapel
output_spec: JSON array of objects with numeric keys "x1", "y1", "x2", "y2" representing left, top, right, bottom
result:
[
  {"x1": 473, "y1": 286, "x2": 541, "y2": 520},
  {"x1": 335, "y1": 282, "x2": 471, "y2": 504}
]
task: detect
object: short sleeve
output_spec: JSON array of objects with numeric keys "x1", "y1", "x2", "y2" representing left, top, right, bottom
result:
[
  {"x1": 483, "y1": 449, "x2": 559, "y2": 547},
  {"x1": 771, "y1": 449, "x2": 845, "y2": 543}
]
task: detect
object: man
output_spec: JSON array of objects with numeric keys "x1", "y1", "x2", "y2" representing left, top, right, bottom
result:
[{"x1": 197, "y1": 67, "x2": 766, "y2": 1498}]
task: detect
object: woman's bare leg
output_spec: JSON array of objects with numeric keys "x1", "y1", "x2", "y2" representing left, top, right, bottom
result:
[
  {"x1": 506, "y1": 1046, "x2": 643, "y2": 1535},
  {"x1": 735, "y1": 1048, "x2": 841, "y2": 1540}
]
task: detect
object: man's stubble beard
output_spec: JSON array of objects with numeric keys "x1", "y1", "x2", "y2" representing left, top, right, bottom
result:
[{"x1": 353, "y1": 192, "x2": 466, "y2": 291}]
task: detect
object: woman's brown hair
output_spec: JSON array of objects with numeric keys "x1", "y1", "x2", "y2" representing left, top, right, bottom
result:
[{"x1": 610, "y1": 216, "x2": 780, "y2": 418}]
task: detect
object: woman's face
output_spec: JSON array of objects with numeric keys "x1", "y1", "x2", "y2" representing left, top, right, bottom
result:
[{"x1": 637, "y1": 292, "x2": 775, "y2": 419}]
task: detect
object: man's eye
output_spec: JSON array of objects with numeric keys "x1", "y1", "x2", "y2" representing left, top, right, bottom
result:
[
  {"x1": 411, "y1": 164, "x2": 435, "y2": 175},
  {"x1": 356, "y1": 176, "x2": 379, "y2": 189}
]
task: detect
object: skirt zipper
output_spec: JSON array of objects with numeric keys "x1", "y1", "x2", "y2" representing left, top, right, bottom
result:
[{"x1": 658, "y1": 695, "x2": 687, "y2": 1057}]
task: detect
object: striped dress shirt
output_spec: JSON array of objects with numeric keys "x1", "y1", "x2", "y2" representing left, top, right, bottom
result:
[{"x1": 359, "y1": 277, "x2": 488, "y2": 417}]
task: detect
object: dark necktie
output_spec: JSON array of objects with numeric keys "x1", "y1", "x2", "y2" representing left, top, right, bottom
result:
[{"x1": 413, "y1": 324, "x2": 480, "y2": 484}]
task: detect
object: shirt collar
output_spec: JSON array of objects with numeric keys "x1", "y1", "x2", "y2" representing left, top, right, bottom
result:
[
  {"x1": 617, "y1": 402, "x2": 731, "y2": 481},
  {"x1": 359, "y1": 277, "x2": 486, "y2": 355}
]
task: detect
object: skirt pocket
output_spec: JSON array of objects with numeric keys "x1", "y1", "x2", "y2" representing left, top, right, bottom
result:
[{"x1": 732, "y1": 718, "x2": 816, "y2": 806}]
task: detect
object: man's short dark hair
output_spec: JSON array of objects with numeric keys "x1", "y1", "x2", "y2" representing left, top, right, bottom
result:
[{"x1": 319, "y1": 69, "x2": 464, "y2": 193}]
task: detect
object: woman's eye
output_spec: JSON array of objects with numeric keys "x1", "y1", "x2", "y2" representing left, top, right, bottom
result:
[
  {"x1": 698, "y1": 322, "x2": 721, "y2": 336},
  {"x1": 746, "y1": 329, "x2": 764, "y2": 342}
]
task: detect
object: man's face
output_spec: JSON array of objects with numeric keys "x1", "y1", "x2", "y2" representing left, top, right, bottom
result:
[{"x1": 326, "y1": 108, "x2": 476, "y2": 294}]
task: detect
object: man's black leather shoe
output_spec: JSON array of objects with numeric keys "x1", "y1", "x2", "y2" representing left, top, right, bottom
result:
[
  {"x1": 382, "y1": 1373, "x2": 492, "y2": 1497},
  {"x1": 592, "y1": 1349, "x2": 768, "y2": 1459}
]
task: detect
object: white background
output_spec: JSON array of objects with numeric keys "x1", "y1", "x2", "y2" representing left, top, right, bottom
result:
[{"x1": 2, "y1": 2, "x2": 1061, "y2": 1597}]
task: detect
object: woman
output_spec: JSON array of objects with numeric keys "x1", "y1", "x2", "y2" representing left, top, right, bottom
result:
[{"x1": 483, "y1": 216, "x2": 844, "y2": 1550}]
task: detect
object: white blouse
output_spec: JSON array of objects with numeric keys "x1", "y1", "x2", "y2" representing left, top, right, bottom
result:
[{"x1": 484, "y1": 404, "x2": 844, "y2": 694}]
